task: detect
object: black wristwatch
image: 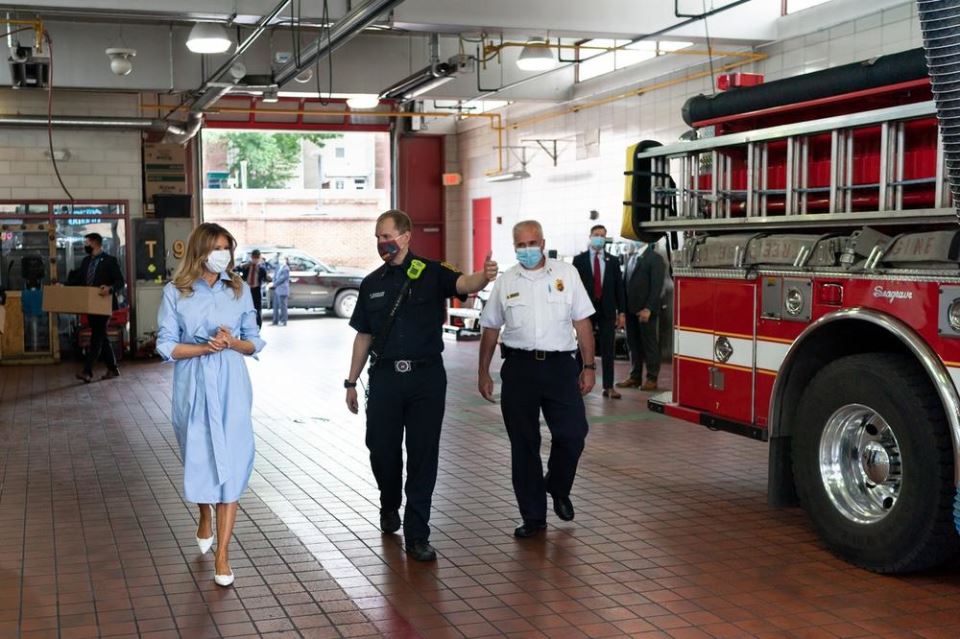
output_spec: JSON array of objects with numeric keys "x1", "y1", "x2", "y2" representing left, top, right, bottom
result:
[
  {"x1": 344, "y1": 379, "x2": 357, "y2": 389},
  {"x1": 582, "y1": 364, "x2": 596, "y2": 370}
]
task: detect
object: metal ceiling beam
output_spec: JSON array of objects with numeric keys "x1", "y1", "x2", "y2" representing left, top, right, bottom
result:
[{"x1": 273, "y1": 0, "x2": 406, "y2": 87}]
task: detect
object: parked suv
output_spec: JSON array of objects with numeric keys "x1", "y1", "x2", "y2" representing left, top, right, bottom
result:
[{"x1": 236, "y1": 246, "x2": 364, "y2": 318}]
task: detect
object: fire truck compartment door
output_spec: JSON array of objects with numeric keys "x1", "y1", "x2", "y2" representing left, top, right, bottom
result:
[{"x1": 676, "y1": 278, "x2": 756, "y2": 424}]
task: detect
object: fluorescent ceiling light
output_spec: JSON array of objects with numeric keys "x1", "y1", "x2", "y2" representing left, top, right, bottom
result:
[
  {"x1": 186, "y1": 22, "x2": 232, "y2": 54},
  {"x1": 516, "y1": 38, "x2": 556, "y2": 71},
  {"x1": 379, "y1": 62, "x2": 457, "y2": 101},
  {"x1": 404, "y1": 75, "x2": 454, "y2": 99},
  {"x1": 346, "y1": 94, "x2": 380, "y2": 109},
  {"x1": 486, "y1": 170, "x2": 531, "y2": 183}
]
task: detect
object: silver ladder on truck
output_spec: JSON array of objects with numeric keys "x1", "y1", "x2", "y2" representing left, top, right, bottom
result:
[{"x1": 635, "y1": 101, "x2": 955, "y2": 232}]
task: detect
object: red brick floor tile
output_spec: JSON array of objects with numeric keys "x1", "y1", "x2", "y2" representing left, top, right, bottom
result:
[{"x1": 3, "y1": 324, "x2": 960, "y2": 639}]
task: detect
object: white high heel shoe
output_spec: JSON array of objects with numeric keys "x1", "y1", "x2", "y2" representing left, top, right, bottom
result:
[
  {"x1": 214, "y1": 571, "x2": 235, "y2": 587},
  {"x1": 196, "y1": 505, "x2": 214, "y2": 555}
]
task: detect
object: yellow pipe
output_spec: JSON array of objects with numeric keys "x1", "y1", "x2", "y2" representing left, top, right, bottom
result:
[
  {"x1": 482, "y1": 39, "x2": 758, "y2": 64},
  {"x1": 507, "y1": 52, "x2": 767, "y2": 131},
  {"x1": 0, "y1": 18, "x2": 44, "y2": 51},
  {"x1": 139, "y1": 103, "x2": 506, "y2": 175}
]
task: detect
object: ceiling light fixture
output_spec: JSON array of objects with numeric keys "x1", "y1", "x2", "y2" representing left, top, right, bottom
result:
[
  {"x1": 186, "y1": 22, "x2": 232, "y2": 54},
  {"x1": 486, "y1": 170, "x2": 531, "y2": 183},
  {"x1": 346, "y1": 94, "x2": 380, "y2": 109},
  {"x1": 516, "y1": 38, "x2": 556, "y2": 72},
  {"x1": 105, "y1": 47, "x2": 136, "y2": 76}
]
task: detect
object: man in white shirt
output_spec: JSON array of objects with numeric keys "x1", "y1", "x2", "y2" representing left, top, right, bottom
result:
[{"x1": 478, "y1": 220, "x2": 596, "y2": 538}]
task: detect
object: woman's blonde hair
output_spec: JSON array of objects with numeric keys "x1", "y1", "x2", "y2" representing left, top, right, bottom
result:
[{"x1": 172, "y1": 223, "x2": 243, "y2": 298}]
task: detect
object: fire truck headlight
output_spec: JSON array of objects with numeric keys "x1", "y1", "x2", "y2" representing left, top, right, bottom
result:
[
  {"x1": 785, "y1": 287, "x2": 805, "y2": 317},
  {"x1": 949, "y1": 299, "x2": 960, "y2": 332}
]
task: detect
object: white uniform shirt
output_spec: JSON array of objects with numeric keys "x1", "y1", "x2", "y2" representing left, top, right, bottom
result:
[{"x1": 480, "y1": 258, "x2": 595, "y2": 352}]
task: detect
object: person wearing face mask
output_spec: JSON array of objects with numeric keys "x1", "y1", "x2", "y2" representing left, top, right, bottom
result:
[
  {"x1": 617, "y1": 239, "x2": 666, "y2": 391},
  {"x1": 572, "y1": 224, "x2": 627, "y2": 399},
  {"x1": 345, "y1": 209, "x2": 497, "y2": 562},
  {"x1": 68, "y1": 232, "x2": 125, "y2": 383},
  {"x1": 156, "y1": 223, "x2": 266, "y2": 588},
  {"x1": 478, "y1": 220, "x2": 596, "y2": 538},
  {"x1": 236, "y1": 249, "x2": 268, "y2": 328}
]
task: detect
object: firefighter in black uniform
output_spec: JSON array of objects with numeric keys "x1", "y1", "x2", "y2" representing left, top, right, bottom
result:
[{"x1": 345, "y1": 209, "x2": 497, "y2": 561}]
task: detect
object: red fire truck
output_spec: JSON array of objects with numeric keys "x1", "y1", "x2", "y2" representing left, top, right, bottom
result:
[{"x1": 622, "y1": 46, "x2": 960, "y2": 572}]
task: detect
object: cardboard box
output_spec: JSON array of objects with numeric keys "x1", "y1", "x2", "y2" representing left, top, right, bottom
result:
[
  {"x1": 42, "y1": 285, "x2": 112, "y2": 316},
  {"x1": 144, "y1": 143, "x2": 186, "y2": 170},
  {"x1": 145, "y1": 173, "x2": 188, "y2": 199}
]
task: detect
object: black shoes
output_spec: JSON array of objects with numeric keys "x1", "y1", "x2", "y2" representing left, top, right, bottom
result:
[
  {"x1": 513, "y1": 521, "x2": 547, "y2": 538},
  {"x1": 404, "y1": 539, "x2": 437, "y2": 561},
  {"x1": 545, "y1": 472, "x2": 575, "y2": 521},
  {"x1": 380, "y1": 510, "x2": 401, "y2": 534},
  {"x1": 552, "y1": 494, "x2": 575, "y2": 521},
  {"x1": 101, "y1": 368, "x2": 120, "y2": 380}
]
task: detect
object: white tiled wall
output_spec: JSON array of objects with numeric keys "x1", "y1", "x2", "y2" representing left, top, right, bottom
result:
[
  {"x1": 0, "y1": 90, "x2": 142, "y2": 216},
  {"x1": 449, "y1": 1, "x2": 921, "y2": 268}
]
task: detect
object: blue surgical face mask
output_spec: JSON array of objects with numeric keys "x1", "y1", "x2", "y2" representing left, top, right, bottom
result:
[
  {"x1": 516, "y1": 246, "x2": 543, "y2": 269},
  {"x1": 590, "y1": 236, "x2": 605, "y2": 250}
]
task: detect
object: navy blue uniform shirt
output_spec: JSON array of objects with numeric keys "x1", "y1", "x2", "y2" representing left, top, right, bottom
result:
[{"x1": 349, "y1": 253, "x2": 465, "y2": 360}]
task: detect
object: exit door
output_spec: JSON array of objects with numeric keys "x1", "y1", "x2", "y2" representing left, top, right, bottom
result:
[{"x1": 472, "y1": 198, "x2": 491, "y2": 272}]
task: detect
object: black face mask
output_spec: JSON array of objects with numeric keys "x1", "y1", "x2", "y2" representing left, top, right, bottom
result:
[{"x1": 83, "y1": 245, "x2": 93, "y2": 255}]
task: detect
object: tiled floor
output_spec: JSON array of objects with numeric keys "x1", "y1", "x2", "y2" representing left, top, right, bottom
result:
[{"x1": 2, "y1": 312, "x2": 960, "y2": 639}]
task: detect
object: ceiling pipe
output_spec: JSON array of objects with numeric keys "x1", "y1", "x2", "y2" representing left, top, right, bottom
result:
[
  {"x1": 273, "y1": 0, "x2": 406, "y2": 87},
  {"x1": 0, "y1": 114, "x2": 174, "y2": 132}
]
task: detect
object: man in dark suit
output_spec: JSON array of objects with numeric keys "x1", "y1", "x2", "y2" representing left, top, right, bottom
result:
[
  {"x1": 617, "y1": 240, "x2": 666, "y2": 391},
  {"x1": 237, "y1": 249, "x2": 269, "y2": 327},
  {"x1": 573, "y1": 225, "x2": 626, "y2": 398},
  {"x1": 69, "y1": 232, "x2": 125, "y2": 383}
]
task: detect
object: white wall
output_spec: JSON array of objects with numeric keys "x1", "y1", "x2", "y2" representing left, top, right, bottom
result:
[
  {"x1": 448, "y1": 1, "x2": 921, "y2": 267},
  {"x1": 0, "y1": 90, "x2": 142, "y2": 215}
]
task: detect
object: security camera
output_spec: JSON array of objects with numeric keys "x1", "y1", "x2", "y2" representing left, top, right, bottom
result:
[
  {"x1": 9, "y1": 45, "x2": 29, "y2": 63},
  {"x1": 105, "y1": 47, "x2": 136, "y2": 76},
  {"x1": 228, "y1": 61, "x2": 246, "y2": 81}
]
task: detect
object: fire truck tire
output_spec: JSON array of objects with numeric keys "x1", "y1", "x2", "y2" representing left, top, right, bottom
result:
[{"x1": 792, "y1": 352, "x2": 959, "y2": 573}]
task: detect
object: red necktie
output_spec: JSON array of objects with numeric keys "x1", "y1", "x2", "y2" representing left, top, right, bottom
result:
[
  {"x1": 593, "y1": 252, "x2": 602, "y2": 300},
  {"x1": 249, "y1": 265, "x2": 258, "y2": 287}
]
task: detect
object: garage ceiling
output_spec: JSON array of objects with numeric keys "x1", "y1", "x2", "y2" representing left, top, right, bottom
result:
[{"x1": 0, "y1": 1, "x2": 899, "y2": 105}]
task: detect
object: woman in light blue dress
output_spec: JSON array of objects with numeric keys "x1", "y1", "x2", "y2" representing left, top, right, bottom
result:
[{"x1": 156, "y1": 222, "x2": 265, "y2": 587}]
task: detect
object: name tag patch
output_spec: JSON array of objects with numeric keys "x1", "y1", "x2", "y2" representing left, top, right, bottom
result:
[
  {"x1": 369, "y1": 291, "x2": 386, "y2": 299},
  {"x1": 506, "y1": 292, "x2": 520, "y2": 300}
]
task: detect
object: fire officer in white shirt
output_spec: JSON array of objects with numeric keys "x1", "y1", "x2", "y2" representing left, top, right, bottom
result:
[{"x1": 478, "y1": 220, "x2": 596, "y2": 538}]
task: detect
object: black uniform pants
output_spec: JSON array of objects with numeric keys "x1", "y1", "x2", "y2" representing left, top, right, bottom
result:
[
  {"x1": 250, "y1": 286, "x2": 263, "y2": 327},
  {"x1": 84, "y1": 314, "x2": 117, "y2": 374},
  {"x1": 500, "y1": 354, "x2": 588, "y2": 524},
  {"x1": 625, "y1": 312, "x2": 660, "y2": 381},
  {"x1": 592, "y1": 314, "x2": 616, "y2": 390},
  {"x1": 365, "y1": 362, "x2": 446, "y2": 540}
]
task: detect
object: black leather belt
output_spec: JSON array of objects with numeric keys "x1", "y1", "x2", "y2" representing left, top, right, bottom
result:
[
  {"x1": 501, "y1": 345, "x2": 576, "y2": 361},
  {"x1": 374, "y1": 355, "x2": 441, "y2": 373}
]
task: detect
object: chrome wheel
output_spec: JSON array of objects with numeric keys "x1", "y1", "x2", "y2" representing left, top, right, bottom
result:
[{"x1": 819, "y1": 403, "x2": 902, "y2": 524}]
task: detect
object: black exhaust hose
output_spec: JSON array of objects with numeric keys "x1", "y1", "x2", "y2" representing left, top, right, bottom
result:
[
  {"x1": 917, "y1": 0, "x2": 960, "y2": 215},
  {"x1": 681, "y1": 48, "x2": 929, "y2": 127}
]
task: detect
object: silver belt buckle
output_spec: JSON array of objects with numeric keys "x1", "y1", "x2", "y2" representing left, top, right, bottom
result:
[{"x1": 394, "y1": 359, "x2": 413, "y2": 373}]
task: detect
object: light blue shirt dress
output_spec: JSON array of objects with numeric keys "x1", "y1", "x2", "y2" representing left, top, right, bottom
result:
[{"x1": 156, "y1": 272, "x2": 266, "y2": 504}]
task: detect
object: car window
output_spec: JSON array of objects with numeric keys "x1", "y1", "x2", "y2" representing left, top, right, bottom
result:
[{"x1": 288, "y1": 256, "x2": 317, "y2": 272}]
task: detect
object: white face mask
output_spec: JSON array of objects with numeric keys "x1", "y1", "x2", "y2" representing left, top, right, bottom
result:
[{"x1": 204, "y1": 249, "x2": 232, "y2": 274}]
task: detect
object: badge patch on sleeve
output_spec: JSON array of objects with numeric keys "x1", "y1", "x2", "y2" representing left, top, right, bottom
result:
[{"x1": 441, "y1": 261, "x2": 459, "y2": 272}]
